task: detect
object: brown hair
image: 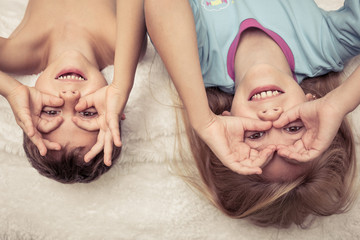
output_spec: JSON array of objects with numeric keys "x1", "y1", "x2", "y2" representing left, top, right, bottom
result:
[
  {"x1": 23, "y1": 133, "x2": 121, "y2": 184},
  {"x1": 178, "y1": 72, "x2": 358, "y2": 228}
]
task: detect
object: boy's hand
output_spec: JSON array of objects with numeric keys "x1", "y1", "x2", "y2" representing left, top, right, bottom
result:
[
  {"x1": 6, "y1": 85, "x2": 64, "y2": 155},
  {"x1": 74, "y1": 87, "x2": 113, "y2": 166},
  {"x1": 105, "y1": 83, "x2": 128, "y2": 147},
  {"x1": 273, "y1": 96, "x2": 344, "y2": 162},
  {"x1": 195, "y1": 113, "x2": 275, "y2": 175},
  {"x1": 74, "y1": 85, "x2": 127, "y2": 166}
]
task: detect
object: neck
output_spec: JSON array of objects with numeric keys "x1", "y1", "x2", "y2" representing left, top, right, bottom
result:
[
  {"x1": 47, "y1": 26, "x2": 101, "y2": 68},
  {"x1": 234, "y1": 28, "x2": 292, "y2": 88}
]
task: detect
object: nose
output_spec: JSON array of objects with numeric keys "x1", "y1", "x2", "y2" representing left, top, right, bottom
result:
[
  {"x1": 59, "y1": 90, "x2": 80, "y2": 104},
  {"x1": 257, "y1": 106, "x2": 283, "y2": 121}
]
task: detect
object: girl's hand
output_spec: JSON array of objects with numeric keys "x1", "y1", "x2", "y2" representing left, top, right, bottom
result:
[
  {"x1": 195, "y1": 113, "x2": 275, "y2": 175},
  {"x1": 6, "y1": 85, "x2": 64, "y2": 156},
  {"x1": 273, "y1": 96, "x2": 344, "y2": 162}
]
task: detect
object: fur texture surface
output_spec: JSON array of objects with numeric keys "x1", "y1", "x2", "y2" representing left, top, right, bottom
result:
[{"x1": 1, "y1": 0, "x2": 360, "y2": 239}]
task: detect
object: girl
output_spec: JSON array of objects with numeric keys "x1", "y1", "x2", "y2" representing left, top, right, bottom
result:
[
  {"x1": 140, "y1": 0, "x2": 358, "y2": 226},
  {"x1": 0, "y1": 0, "x2": 146, "y2": 183}
]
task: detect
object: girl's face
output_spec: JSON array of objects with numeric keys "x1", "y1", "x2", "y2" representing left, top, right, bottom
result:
[
  {"x1": 231, "y1": 64, "x2": 311, "y2": 181},
  {"x1": 35, "y1": 51, "x2": 107, "y2": 153}
]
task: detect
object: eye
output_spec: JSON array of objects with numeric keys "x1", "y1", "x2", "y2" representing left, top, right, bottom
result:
[
  {"x1": 284, "y1": 126, "x2": 302, "y2": 132},
  {"x1": 41, "y1": 107, "x2": 61, "y2": 116},
  {"x1": 283, "y1": 120, "x2": 304, "y2": 134},
  {"x1": 246, "y1": 131, "x2": 265, "y2": 140},
  {"x1": 78, "y1": 108, "x2": 98, "y2": 118}
]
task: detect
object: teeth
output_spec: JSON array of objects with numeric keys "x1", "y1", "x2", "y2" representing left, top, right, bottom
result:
[
  {"x1": 251, "y1": 90, "x2": 280, "y2": 100},
  {"x1": 57, "y1": 74, "x2": 86, "y2": 81}
]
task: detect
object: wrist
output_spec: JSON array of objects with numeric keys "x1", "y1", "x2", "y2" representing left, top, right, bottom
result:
[
  {"x1": 189, "y1": 107, "x2": 216, "y2": 133},
  {"x1": 328, "y1": 66, "x2": 360, "y2": 116},
  {"x1": 0, "y1": 72, "x2": 22, "y2": 98}
]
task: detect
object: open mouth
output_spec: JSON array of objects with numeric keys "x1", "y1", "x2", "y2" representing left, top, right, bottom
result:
[
  {"x1": 55, "y1": 70, "x2": 87, "y2": 81},
  {"x1": 250, "y1": 90, "x2": 283, "y2": 101},
  {"x1": 249, "y1": 86, "x2": 284, "y2": 101}
]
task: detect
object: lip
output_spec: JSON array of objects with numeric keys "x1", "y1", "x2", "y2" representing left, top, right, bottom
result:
[
  {"x1": 248, "y1": 85, "x2": 284, "y2": 101},
  {"x1": 55, "y1": 68, "x2": 87, "y2": 81}
]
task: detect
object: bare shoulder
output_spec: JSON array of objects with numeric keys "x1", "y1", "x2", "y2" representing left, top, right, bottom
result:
[
  {"x1": 0, "y1": 1, "x2": 48, "y2": 74},
  {"x1": 0, "y1": 34, "x2": 45, "y2": 74}
]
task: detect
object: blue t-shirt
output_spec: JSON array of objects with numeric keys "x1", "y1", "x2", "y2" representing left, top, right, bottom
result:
[{"x1": 190, "y1": 0, "x2": 360, "y2": 93}]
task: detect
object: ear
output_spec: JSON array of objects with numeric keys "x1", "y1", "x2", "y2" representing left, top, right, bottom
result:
[
  {"x1": 221, "y1": 110, "x2": 231, "y2": 116},
  {"x1": 305, "y1": 93, "x2": 315, "y2": 101}
]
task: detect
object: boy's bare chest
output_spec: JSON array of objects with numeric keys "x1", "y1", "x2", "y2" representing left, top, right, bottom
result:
[{"x1": 10, "y1": 0, "x2": 116, "y2": 44}]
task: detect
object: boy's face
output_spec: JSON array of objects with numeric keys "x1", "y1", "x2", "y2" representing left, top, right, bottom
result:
[
  {"x1": 35, "y1": 51, "x2": 107, "y2": 153},
  {"x1": 231, "y1": 64, "x2": 311, "y2": 181}
]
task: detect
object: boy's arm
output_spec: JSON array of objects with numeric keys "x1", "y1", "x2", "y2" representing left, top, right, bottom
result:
[
  {"x1": 105, "y1": 0, "x2": 147, "y2": 146},
  {"x1": 0, "y1": 37, "x2": 42, "y2": 74},
  {"x1": 0, "y1": 70, "x2": 22, "y2": 98}
]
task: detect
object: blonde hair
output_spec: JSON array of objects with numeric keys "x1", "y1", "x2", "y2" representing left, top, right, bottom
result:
[{"x1": 177, "y1": 72, "x2": 358, "y2": 228}]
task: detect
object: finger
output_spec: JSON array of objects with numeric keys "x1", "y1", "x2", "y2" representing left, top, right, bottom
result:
[
  {"x1": 107, "y1": 114, "x2": 122, "y2": 147},
  {"x1": 28, "y1": 134, "x2": 48, "y2": 156},
  {"x1": 72, "y1": 117, "x2": 99, "y2": 131},
  {"x1": 229, "y1": 163, "x2": 262, "y2": 175},
  {"x1": 43, "y1": 139, "x2": 62, "y2": 151},
  {"x1": 37, "y1": 117, "x2": 63, "y2": 133},
  {"x1": 84, "y1": 132, "x2": 105, "y2": 162},
  {"x1": 21, "y1": 115, "x2": 36, "y2": 137},
  {"x1": 103, "y1": 131, "x2": 113, "y2": 166},
  {"x1": 251, "y1": 145, "x2": 276, "y2": 167},
  {"x1": 41, "y1": 93, "x2": 64, "y2": 107},
  {"x1": 75, "y1": 98, "x2": 91, "y2": 112},
  {"x1": 75, "y1": 94, "x2": 96, "y2": 112},
  {"x1": 241, "y1": 118, "x2": 272, "y2": 131},
  {"x1": 220, "y1": 151, "x2": 262, "y2": 175},
  {"x1": 273, "y1": 107, "x2": 301, "y2": 128},
  {"x1": 277, "y1": 144, "x2": 315, "y2": 162},
  {"x1": 221, "y1": 110, "x2": 231, "y2": 116}
]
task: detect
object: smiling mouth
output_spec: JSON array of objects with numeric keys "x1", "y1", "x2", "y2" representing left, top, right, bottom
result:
[
  {"x1": 250, "y1": 90, "x2": 283, "y2": 101},
  {"x1": 55, "y1": 71, "x2": 87, "y2": 81},
  {"x1": 249, "y1": 85, "x2": 284, "y2": 101}
]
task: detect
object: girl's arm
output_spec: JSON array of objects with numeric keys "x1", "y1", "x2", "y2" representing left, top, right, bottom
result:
[
  {"x1": 144, "y1": 0, "x2": 273, "y2": 175},
  {"x1": 105, "y1": 0, "x2": 147, "y2": 146},
  {"x1": 144, "y1": 0, "x2": 214, "y2": 130},
  {"x1": 328, "y1": 66, "x2": 360, "y2": 115}
]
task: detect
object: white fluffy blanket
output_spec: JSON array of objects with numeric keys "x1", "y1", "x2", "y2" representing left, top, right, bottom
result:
[{"x1": 1, "y1": 0, "x2": 360, "y2": 239}]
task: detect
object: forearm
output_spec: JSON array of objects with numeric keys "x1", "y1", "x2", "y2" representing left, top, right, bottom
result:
[
  {"x1": 326, "y1": 66, "x2": 360, "y2": 115},
  {"x1": 144, "y1": 0, "x2": 214, "y2": 129},
  {"x1": 113, "y1": 0, "x2": 146, "y2": 100},
  {"x1": 0, "y1": 70, "x2": 22, "y2": 98}
]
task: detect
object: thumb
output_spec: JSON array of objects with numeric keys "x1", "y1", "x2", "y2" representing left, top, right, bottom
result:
[
  {"x1": 41, "y1": 93, "x2": 64, "y2": 107},
  {"x1": 273, "y1": 106, "x2": 300, "y2": 128},
  {"x1": 241, "y1": 118, "x2": 272, "y2": 131},
  {"x1": 75, "y1": 94, "x2": 95, "y2": 112}
]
